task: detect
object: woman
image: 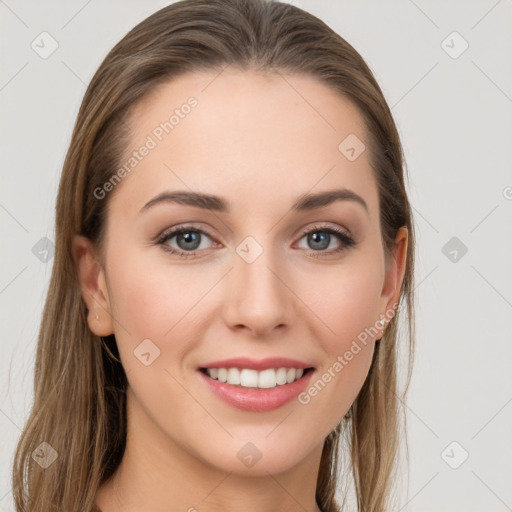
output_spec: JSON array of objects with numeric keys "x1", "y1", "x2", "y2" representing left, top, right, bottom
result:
[{"x1": 12, "y1": 0, "x2": 416, "y2": 511}]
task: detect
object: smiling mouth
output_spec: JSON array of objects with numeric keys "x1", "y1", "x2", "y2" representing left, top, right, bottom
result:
[{"x1": 199, "y1": 367, "x2": 314, "y2": 389}]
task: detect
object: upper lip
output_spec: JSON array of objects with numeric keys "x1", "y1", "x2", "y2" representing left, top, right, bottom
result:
[{"x1": 199, "y1": 357, "x2": 314, "y2": 371}]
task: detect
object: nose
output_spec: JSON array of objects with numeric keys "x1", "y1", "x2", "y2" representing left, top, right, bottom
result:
[{"x1": 221, "y1": 245, "x2": 294, "y2": 338}]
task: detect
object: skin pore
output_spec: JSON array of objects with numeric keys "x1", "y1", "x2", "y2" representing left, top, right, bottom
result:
[{"x1": 74, "y1": 69, "x2": 407, "y2": 512}]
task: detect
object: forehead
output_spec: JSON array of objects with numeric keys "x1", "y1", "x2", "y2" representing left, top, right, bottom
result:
[{"x1": 110, "y1": 68, "x2": 378, "y2": 219}]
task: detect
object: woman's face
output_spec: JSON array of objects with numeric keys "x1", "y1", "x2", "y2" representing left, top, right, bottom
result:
[{"x1": 77, "y1": 69, "x2": 406, "y2": 476}]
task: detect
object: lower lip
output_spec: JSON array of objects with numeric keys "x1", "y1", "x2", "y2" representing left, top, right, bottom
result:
[{"x1": 198, "y1": 369, "x2": 314, "y2": 412}]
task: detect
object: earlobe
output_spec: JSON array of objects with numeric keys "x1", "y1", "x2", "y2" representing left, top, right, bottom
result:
[{"x1": 72, "y1": 235, "x2": 114, "y2": 337}]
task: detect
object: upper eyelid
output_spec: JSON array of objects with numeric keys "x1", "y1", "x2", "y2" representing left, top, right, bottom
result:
[{"x1": 156, "y1": 224, "x2": 216, "y2": 244}]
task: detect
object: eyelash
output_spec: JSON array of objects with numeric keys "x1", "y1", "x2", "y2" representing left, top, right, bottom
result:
[{"x1": 155, "y1": 223, "x2": 357, "y2": 259}]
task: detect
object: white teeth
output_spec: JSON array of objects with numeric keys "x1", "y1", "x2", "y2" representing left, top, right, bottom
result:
[
  {"x1": 204, "y1": 367, "x2": 307, "y2": 388},
  {"x1": 240, "y1": 369, "x2": 258, "y2": 387},
  {"x1": 217, "y1": 368, "x2": 227, "y2": 383},
  {"x1": 276, "y1": 367, "x2": 288, "y2": 385},
  {"x1": 258, "y1": 369, "x2": 276, "y2": 389},
  {"x1": 227, "y1": 368, "x2": 240, "y2": 385}
]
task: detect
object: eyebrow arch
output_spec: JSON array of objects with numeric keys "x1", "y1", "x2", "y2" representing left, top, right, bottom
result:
[{"x1": 139, "y1": 188, "x2": 369, "y2": 215}]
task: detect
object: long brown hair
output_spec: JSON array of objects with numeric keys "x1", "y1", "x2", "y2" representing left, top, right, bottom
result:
[{"x1": 12, "y1": 1, "x2": 416, "y2": 510}]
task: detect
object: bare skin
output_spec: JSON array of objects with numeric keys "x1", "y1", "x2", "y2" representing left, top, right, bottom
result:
[{"x1": 74, "y1": 69, "x2": 407, "y2": 512}]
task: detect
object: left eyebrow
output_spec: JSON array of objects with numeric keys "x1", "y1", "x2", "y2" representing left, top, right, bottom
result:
[
  {"x1": 139, "y1": 188, "x2": 369, "y2": 215},
  {"x1": 292, "y1": 189, "x2": 369, "y2": 214}
]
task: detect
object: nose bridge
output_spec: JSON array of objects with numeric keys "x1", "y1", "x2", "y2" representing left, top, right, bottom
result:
[{"x1": 224, "y1": 233, "x2": 292, "y2": 334}]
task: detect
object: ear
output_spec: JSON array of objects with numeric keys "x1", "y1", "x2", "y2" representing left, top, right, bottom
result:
[
  {"x1": 73, "y1": 235, "x2": 114, "y2": 337},
  {"x1": 378, "y1": 226, "x2": 408, "y2": 321}
]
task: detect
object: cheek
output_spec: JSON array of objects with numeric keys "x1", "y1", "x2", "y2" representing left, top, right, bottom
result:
[
  {"x1": 105, "y1": 248, "x2": 216, "y2": 367},
  {"x1": 305, "y1": 261, "x2": 383, "y2": 347},
  {"x1": 296, "y1": 262, "x2": 382, "y2": 416}
]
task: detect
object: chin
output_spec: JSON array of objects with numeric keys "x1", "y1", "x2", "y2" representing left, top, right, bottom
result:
[{"x1": 188, "y1": 429, "x2": 322, "y2": 476}]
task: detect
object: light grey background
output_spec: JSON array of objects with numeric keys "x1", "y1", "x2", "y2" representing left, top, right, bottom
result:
[{"x1": 1, "y1": 1, "x2": 511, "y2": 511}]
